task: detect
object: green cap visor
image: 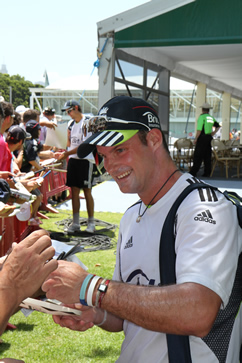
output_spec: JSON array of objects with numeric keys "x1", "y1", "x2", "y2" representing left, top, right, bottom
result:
[{"x1": 112, "y1": 129, "x2": 139, "y2": 146}]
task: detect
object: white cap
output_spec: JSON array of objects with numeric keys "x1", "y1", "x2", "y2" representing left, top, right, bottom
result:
[
  {"x1": 16, "y1": 202, "x2": 31, "y2": 221},
  {"x1": 15, "y1": 105, "x2": 29, "y2": 114}
]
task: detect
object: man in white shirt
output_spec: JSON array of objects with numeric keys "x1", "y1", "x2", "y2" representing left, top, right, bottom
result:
[
  {"x1": 58, "y1": 100, "x2": 95, "y2": 233},
  {"x1": 43, "y1": 96, "x2": 242, "y2": 362},
  {"x1": 39, "y1": 107, "x2": 57, "y2": 143}
]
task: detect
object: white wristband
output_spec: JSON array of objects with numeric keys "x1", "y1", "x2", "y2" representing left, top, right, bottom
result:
[
  {"x1": 95, "y1": 310, "x2": 107, "y2": 327},
  {"x1": 86, "y1": 275, "x2": 101, "y2": 307}
]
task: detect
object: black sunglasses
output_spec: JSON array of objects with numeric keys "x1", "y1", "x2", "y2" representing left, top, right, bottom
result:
[{"x1": 67, "y1": 108, "x2": 75, "y2": 114}]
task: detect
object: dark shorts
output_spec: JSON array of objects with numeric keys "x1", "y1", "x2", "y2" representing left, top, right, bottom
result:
[
  {"x1": 32, "y1": 188, "x2": 42, "y2": 196},
  {"x1": 66, "y1": 158, "x2": 93, "y2": 189}
]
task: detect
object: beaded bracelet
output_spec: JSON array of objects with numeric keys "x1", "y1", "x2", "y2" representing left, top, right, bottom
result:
[
  {"x1": 86, "y1": 275, "x2": 101, "y2": 307},
  {"x1": 79, "y1": 274, "x2": 94, "y2": 306}
]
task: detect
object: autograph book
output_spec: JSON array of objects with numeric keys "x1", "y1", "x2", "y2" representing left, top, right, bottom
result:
[{"x1": 20, "y1": 298, "x2": 82, "y2": 316}]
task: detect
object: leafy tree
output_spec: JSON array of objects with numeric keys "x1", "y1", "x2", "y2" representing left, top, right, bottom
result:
[{"x1": 0, "y1": 73, "x2": 43, "y2": 109}]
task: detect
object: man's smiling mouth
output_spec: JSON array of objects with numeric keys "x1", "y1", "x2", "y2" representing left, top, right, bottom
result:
[{"x1": 117, "y1": 170, "x2": 132, "y2": 180}]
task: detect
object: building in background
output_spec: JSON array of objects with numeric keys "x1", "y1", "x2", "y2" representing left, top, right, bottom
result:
[{"x1": 29, "y1": 74, "x2": 241, "y2": 141}]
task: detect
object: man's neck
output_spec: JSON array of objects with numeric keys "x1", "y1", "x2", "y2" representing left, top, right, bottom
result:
[{"x1": 74, "y1": 113, "x2": 83, "y2": 123}]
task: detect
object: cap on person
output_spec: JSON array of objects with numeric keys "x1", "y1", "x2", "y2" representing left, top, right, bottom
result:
[
  {"x1": 77, "y1": 96, "x2": 161, "y2": 159},
  {"x1": 61, "y1": 100, "x2": 80, "y2": 112},
  {"x1": 43, "y1": 107, "x2": 55, "y2": 115},
  {"x1": 15, "y1": 105, "x2": 29, "y2": 114},
  {"x1": 8, "y1": 125, "x2": 31, "y2": 142},
  {"x1": 200, "y1": 102, "x2": 213, "y2": 109},
  {"x1": 26, "y1": 120, "x2": 41, "y2": 139}
]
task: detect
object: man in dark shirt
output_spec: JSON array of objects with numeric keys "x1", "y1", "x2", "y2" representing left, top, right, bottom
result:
[{"x1": 190, "y1": 102, "x2": 220, "y2": 177}]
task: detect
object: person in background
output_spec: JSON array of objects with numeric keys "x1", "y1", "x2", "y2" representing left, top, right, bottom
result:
[
  {"x1": 21, "y1": 109, "x2": 57, "y2": 160},
  {"x1": 20, "y1": 120, "x2": 44, "y2": 225},
  {"x1": 190, "y1": 102, "x2": 220, "y2": 177},
  {"x1": 57, "y1": 100, "x2": 95, "y2": 233},
  {"x1": 43, "y1": 96, "x2": 242, "y2": 363},
  {"x1": 5, "y1": 125, "x2": 31, "y2": 174},
  {"x1": 39, "y1": 107, "x2": 57, "y2": 143},
  {"x1": 15, "y1": 105, "x2": 29, "y2": 124},
  {"x1": 11, "y1": 111, "x2": 21, "y2": 127},
  {"x1": 0, "y1": 102, "x2": 15, "y2": 139},
  {"x1": 0, "y1": 102, "x2": 14, "y2": 171},
  {"x1": 21, "y1": 109, "x2": 40, "y2": 129},
  {"x1": 0, "y1": 106, "x2": 41, "y2": 197}
]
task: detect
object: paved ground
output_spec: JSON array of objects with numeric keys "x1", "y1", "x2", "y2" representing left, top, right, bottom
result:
[{"x1": 56, "y1": 170, "x2": 242, "y2": 213}]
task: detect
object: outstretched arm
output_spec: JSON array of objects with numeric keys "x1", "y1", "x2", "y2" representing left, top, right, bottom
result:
[
  {"x1": 0, "y1": 229, "x2": 57, "y2": 335},
  {"x1": 42, "y1": 261, "x2": 221, "y2": 337}
]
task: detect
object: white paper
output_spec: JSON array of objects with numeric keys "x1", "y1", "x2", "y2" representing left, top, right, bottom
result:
[
  {"x1": 51, "y1": 239, "x2": 88, "y2": 270},
  {"x1": 20, "y1": 298, "x2": 82, "y2": 316},
  {"x1": 45, "y1": 120, "x2": 68, "y2": 149}
]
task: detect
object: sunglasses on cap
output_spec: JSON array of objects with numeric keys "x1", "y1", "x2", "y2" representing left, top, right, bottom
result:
[{"x1": 82, "y1": 115, "x2": 151, "y2": 135}]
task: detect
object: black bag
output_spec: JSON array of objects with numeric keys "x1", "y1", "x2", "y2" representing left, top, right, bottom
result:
[
  {"x1": 159, "y1": 181, "x2": 242, "y2": 363},
  {"x1": 0, "y1": 178, "x2": 11, "y2": 203}
]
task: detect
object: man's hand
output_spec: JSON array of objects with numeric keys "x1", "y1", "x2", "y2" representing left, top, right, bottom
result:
[
  {"x1": 55, "y1": 151, "x2": 68, "y2": 160},
  {"x1": 52, "y1": 303, "x2": 98, "y2": 332},
  {"x1": 0, "y1": 171, "x2": 14, "y2": 180},
  {"x1": 1, "y1": 229, "x2": 57, "y2": 304},
  {"x1": 53, "y1": 151, "x2": 64, "y2": 160},
  {"x1": 20, "y1": 177, "x2": 42, "y2": 191},
  {"x1": 0, "y1": 203, "x2": 16, "y2": 218},
  {"x1": 42, "y1": 260, "x2": 88, "y2": 304}
]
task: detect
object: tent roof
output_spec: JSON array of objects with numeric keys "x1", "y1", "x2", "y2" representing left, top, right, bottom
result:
[{"x1": 97, "y1": 0, "x2": 242, "y2": 99}]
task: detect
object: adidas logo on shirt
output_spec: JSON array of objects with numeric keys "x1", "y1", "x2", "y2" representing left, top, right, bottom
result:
[
  {"x1": 124, "y1": 236, "x2": 133, "y2": 249},
  {"x1": 194, "y1": 210, "x2": 216, "y2": 224}
]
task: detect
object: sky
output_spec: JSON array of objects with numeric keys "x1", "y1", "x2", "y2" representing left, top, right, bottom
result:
[{"x1": 0, "y1": 0, "x2": 149, "y2": 85}]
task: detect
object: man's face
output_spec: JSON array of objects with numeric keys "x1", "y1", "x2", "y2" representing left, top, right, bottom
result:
[
  {"x1": 97, "y1": 133, "x2": 156, "y2": 198},
  {"x1": 2, "y1": 115, "x2": 14, "y2": 133},
  {"x1": 66, "y1": 106, "x2": 78, "y2": 120},
  {"x1": 15, "y1": 140, "x2": 23, "y2": 151},
  {"x1": 45, "y1": 113, "x2": 55, "y2": 120}
]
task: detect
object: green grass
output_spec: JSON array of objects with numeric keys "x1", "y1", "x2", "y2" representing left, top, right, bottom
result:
[{"x1": 0, "y1": 210, "x2": 124, "y2": 362}]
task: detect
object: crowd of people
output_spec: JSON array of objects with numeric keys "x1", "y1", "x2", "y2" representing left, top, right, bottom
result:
[{"x1": 0, "y1": 96, "x2": 242, "y2": 362}]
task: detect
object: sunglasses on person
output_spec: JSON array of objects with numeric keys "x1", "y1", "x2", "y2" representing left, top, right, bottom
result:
[{"x1": 67, "y1": 108, "x2": 75, "y2": 114}]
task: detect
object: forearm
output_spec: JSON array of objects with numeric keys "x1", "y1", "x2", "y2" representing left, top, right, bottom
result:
[
  {"x1": 29, "y1": 160, "x2": 42, "y2": 170},
  {"x1": 38, "y1": 150, "x2": 54, "y2": 159},
  {"x1": 195, "y1": 130, "x2": 201, "y2": 140},
  {"x1": 0, "y1": 274, "x2": 20, "y2": 335},
  {"x1": 65, "y1": 147, "x2": 78, "y2": 157},
  {"x1": 94, "y1": 308, "x2": 123, "y2": 332},
  {"x1": 43, "y1": 262, "x2": 220, "y2": 336},
  {"x1": 99, "y1": 281, "x2": 220, "y2": 337},
  {"x1": 212, "y1": 128, "x2": 219, "y2": 137},
  {"x1": 60, "y1": 147, "x2": 78, "y2": 160}
]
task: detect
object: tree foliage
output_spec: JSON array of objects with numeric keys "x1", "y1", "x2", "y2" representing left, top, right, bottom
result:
[{"x1": 0, "y1": 73, "x2": 43, "y2": 109}]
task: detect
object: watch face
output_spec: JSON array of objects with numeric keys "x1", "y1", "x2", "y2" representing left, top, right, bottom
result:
[{"x1": 99, "y1": 284, "x2": 107, "y2": 292}]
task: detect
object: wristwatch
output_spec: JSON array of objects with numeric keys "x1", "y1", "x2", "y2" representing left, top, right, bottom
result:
[
  {"x1": 96, "y1": 279, "x2": 110, "y2": 308},
  {"x1": 98, "y1": 280, "x2": 109, "y2": 293}
]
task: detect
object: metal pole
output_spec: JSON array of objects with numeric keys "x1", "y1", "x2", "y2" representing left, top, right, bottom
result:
[
  {"x1": 9, "y1": 86, "x2": 12, "y2": 103},
  {"x1": 184, "y1": 84, "x2": 196, "y2": 136}
]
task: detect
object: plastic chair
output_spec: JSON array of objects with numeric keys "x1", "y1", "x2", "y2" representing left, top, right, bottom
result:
[
  {"x1": 211, "y1": 139, "x2": 240, "y2": 178},
  {"x1": 173, "y1": 138, "x2": 194, "y2": 170}
]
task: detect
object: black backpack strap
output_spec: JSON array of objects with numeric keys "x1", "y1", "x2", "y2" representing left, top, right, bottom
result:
[
  {"x1": 160, "y1": 182, "x2": 217, "y2": 363},
  {"x1": 223, "y1": 190, "x2": 242, "y2": 228}
]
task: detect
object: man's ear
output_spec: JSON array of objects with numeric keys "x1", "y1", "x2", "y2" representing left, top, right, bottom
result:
[{"x1": 146, "y1": 129, "x2": 162, "y2": 150}]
